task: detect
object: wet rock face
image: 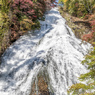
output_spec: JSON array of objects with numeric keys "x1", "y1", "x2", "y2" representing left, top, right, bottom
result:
[
  {"x1": 0, "y1": 7, "x2": 91, "y2": 95},
  {"x1": 30, "y1": 76, "x2": 50, "y2": 95}
]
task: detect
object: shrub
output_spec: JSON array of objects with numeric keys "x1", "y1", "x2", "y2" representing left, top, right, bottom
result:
[
  {"x1": 90, "y1": 20, "x2": 95, "y2": 42},
  {"x1": 63, "y1": 0, "x2": 95, "y2": 17},
  {"x1": 0, "y1": 0, "x2": 53, "y2": 56},
  {"x1": 82, "y1": 20, "x2": 95, "y2": 43},
  {"x1": 68, "y1": 47, "x2": 95, "y2": 95},
  {"x1": 10, "y1": 0, "x2": 46, "y2": 42},
  {"x1": 0, "y1": 0, "x2": 10, "y2": 56}
]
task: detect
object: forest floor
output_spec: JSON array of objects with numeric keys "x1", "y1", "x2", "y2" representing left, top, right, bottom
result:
[{"x1": 59, "y1": 7, "x2": 94, "y2": 40}]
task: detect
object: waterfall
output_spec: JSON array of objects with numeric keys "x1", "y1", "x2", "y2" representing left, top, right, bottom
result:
[{"x1": 0, "y1": 8, "x2": 91, "y2": 95}]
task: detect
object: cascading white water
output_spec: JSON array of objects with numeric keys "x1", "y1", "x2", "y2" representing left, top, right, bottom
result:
[{"x1": 0, "y1": 8, "x2": 91, "y2": 95}]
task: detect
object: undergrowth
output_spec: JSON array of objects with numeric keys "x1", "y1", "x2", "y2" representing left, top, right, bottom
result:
[{"x1": 0, "y1": 0, "x2": 50, "y2": 57}]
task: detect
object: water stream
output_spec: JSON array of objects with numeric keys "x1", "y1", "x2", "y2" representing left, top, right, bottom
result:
[{"x1": 0, "y1": 8, "x2": 91, "y2": 95}]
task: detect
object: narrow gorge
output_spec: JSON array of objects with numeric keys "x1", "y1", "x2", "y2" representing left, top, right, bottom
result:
[{"x1": 0, "y1": 8, "x2": 91, "y2": 95}]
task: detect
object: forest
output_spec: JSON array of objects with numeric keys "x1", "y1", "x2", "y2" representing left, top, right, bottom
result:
[
  {"x1": 0, "y1": 0, "x2": 95, "y2": 94},
  {"x1": 59, "y1": 0, "x2": 95, "y2": 94},
  {"x1": 0, "y1": 0, "x2": 56, "y2": 57}
]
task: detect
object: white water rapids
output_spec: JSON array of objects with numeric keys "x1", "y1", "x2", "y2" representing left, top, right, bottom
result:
[{"x1": 0, "y1": 8, "x2": 91, "y2": 95}]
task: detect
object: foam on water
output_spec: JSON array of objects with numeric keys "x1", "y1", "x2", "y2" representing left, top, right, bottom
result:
[{"x1": 0, "y1": 8, "x2": 91, "y2": 95}]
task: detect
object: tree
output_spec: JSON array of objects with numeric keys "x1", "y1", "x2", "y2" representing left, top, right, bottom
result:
[
  {"x1": 58, "y1": 0, "x2": 67, "y2": 3},
  {"x1": 68, "y1": 47, "x2": 95, "y2": 95},
  {"x1": 0, "y1": 0, "x2": 49, "y2": 56},
  {"x1": 62, "y1": 0, "x2": 95, "y2": 17},
  {"x1": 0, "y1": 0, "x2": 10, "y2": 55}
]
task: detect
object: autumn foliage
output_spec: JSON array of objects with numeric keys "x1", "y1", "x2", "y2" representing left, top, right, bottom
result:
[
  {"x1": 0, "y1": 0, "x2": 53, "y2": 56},
  {"x1": 9, "y1": 0, "x2": 46, "y2": 42},
  {"x1": 82, "y1": 20, "x2": 95, "y2": 42}
]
